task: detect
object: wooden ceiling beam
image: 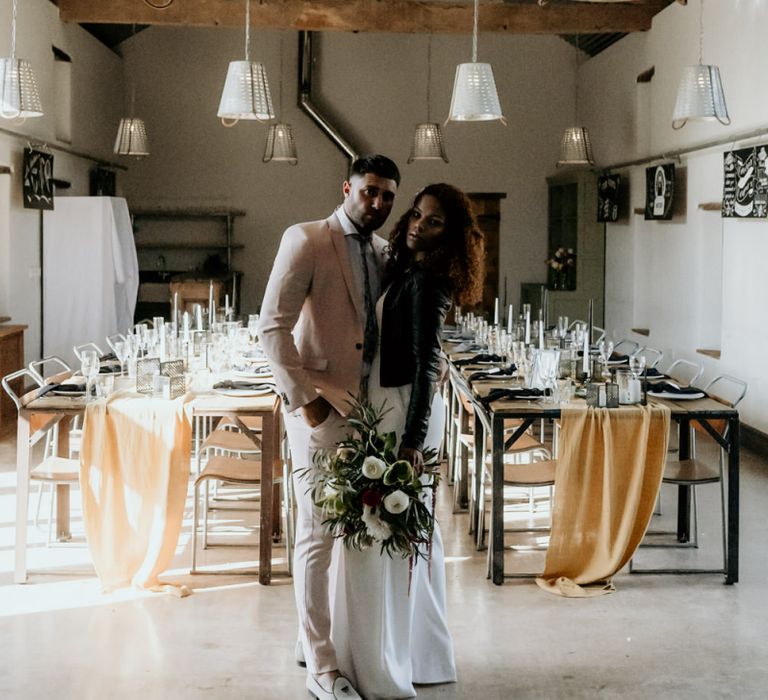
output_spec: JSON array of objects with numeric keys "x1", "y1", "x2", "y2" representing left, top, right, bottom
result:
[{"x1": 57, "y1": 1, "x2": 672, "y2": 35}]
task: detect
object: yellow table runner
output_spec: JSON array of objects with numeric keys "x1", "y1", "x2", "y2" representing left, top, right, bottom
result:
[
  {"x1": 80, "y1": 391, "x2": 194, "y2": 594},
  {"x1": 537, "y1": 403, "x2": 670, "y2": 597}
]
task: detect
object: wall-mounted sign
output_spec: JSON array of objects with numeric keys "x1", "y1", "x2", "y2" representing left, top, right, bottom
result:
[
  {"x1": 722, "y1": 145, "x2": 768, "y2": 218},
  {"x1": 645, "y1": 164, "x2": 674, "y2": 220},
  {"x1": 22, "y1": 148, "x2": 54, "y2": 210},
  {"x1": 597, "y1": 174, "x2": 620, "y2": 222}
]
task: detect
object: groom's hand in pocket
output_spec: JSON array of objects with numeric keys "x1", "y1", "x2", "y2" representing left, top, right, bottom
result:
[
  {"x1": 302, "y1": 396, "x2": 332, "y2": 427},
  {"x1": 399, "y1": 447, "x2": 424, "y2": 475}
]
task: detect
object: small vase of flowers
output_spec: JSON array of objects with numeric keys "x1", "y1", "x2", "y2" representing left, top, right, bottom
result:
[{"x1": 546, "y1": 247, "x2": 576, "y2": 290}]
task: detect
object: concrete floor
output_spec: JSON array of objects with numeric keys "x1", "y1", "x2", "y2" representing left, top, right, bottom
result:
[{"x1": 1, "y1": 428, "x2": 767, "y2": 700}]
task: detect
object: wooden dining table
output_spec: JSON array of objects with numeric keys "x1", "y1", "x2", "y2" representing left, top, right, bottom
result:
[
  {"x1": 446, "y1": 363, "x2": 740, "y2": 587},
  {"x1": 14, "y1": 379, "x2": 282, "y2": 587}
]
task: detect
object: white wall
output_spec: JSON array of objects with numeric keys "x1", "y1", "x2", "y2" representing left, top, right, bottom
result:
[
  {"x1": 582, "y1": 0, "x2": 768, "y2": 431},
  {"x1": 120, "y1": 27, "x2": 575, "y2": 316},
  {"x1": 0, "y1": 0, "x2": 124, "y2": 363}
]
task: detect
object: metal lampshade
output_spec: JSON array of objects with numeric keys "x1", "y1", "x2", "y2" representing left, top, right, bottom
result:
[
  {"x1": 114, "y1": 118, "x2": 150, "y2": 157},
  {"x1": 557, "y1": 126, "x2": 595, "y2": 167},
  {"x1": 0, "y1": 57, "x2": 42, "y2": 119},
  {"x1": 263, "y1": 123, "x2": 297, "y2": 164},
  {"x1": 218, "y1": 60, "x2": 275, "y2": 123},
  {"x1": 672, "y1": 64, "x2": 730, "y2": 130},
  {"x1": 447, "y1": 62, "x2": 505, "y2": 123},
  {"x1": 408, "y1": 123, "x2": 449, "y2": 163}
]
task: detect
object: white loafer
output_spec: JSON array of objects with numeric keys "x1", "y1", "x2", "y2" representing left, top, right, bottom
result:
[
  {"x1": 295, "y1": 639, "x2": 306, "y2": 667},
  {"x1": 306, "y1": 674, "x2": 362, "y2": 700}
]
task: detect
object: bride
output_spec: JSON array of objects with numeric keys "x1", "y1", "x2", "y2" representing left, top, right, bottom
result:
[{"x1": 331, "y1": 183, "x2": 485, "y2": 699}]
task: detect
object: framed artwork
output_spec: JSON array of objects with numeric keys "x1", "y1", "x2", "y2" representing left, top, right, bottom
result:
[
  {"x1": 722, "y1": 146, "x2": 768, "y2": 218},
  {"x1": 645, "y1": 164, "x2": 674, "y2": 220},
  {"x1": 597, "y1": 174, "x2": 620, "y2": 222},
  {"x1": 22, "y1": 148, "x2": 54, "y2": 210}
]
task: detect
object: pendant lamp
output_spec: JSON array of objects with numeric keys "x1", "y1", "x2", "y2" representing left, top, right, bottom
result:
[
  {"x1": 263, "y1": 34, "x2": 297, "y2": 164},
  {"x1": 218, "y1": 0, "x2": 275, "y2": 125},
  {"x1": 447, "y1": 0, "x2": 505, "y2": 124},
  {"x1": 114, "y1": 27, "x2": 149, "y2": 157},
  {"x1": 0, "y1": 0, "x2": 43, "y2": 120},
  {"x1": 672, "y1": 0, "x2": 730, "y2": 129},
  {"x1": 409, "y1": 36, "x2": 448, "y2": 163},
  {"x1": 557, "y1": 37, "x2": 595, "y2": 168}
]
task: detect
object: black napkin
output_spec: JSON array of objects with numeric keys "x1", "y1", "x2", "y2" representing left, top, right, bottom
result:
[
  {"x1": 479, "y1": 387, "x2": 545, "y2": 406},
  {"x1": 99, "y1": 352, "x2": 117, "y2": 362},
  {"x1": 468, "y1": 365, "x2": 517, "y2": 382},
  {"x1": 213, "y1": 380, "x2": 273, "y2": 391},
  {"x1": 99, "y1": 364, "x2": 122, "y2": 374},
  {"x1": 454, "y1": 353, "x2": 504, "y2": 367},
  {"x1": 647, "y1": 381, "x2": 705, "y2": 397},
  {"x1": 608, "y1": 352, "x2": 630, "y2": 364},
  {"x1": 641, "y1": 367, "x2": 664, "y2": 379},
  {"x1": 37, "y1": 382, "x2": 87, "y2": 398},
  {"x1": 232, "y1": 364, "x2": 272, "y2": 375}
]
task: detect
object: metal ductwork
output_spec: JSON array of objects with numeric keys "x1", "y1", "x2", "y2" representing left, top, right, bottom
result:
[{"x1": 298, "y1": 31, "x2": 358, "y2": 164}]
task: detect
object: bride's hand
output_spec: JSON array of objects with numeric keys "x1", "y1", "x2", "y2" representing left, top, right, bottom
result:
[{"x1": 399, "y1": 447, "x2": 424, "y2": 474}]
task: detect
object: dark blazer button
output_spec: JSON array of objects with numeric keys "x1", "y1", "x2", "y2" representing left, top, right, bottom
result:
[{"x1": 355, "y1": 343, "x2": 363, "y2": 350}]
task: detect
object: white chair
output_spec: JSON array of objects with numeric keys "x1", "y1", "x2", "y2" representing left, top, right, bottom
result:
[
  {"x1": 664, "y1": 358, "x2": 703, "y2": 387},
  {"x1": 1, "y1": 369, "x2": 80, "y2": 545},
  {"x1": 73, "y1": 342, "x2": 104, "y2": 361},
  {"x1": 632, "y1": 345, "x2": 664, "y2": 369}
]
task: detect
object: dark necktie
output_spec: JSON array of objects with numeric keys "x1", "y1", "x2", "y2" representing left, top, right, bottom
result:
[{"x1": 353, "y1": 233, "x2": 378, "y2": 368}]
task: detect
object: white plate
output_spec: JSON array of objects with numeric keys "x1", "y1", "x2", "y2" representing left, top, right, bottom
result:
[
  {"x1": 647, "y1": 391, "x2": 705, "y2": 400},
  {"x1": 50, "y1": 389, "x2": 86, "y2": 397},
  {"x1": 213, "y1": 386, "x2": 274, "y2": 397},
  {"x1": 232, "y1": 368, "x2": 273, "y2": 379}
]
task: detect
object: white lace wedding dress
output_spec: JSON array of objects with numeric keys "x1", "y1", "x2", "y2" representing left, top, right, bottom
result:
[{"x1": 330, "y1": 295, "x2": 457, "y2": 700}]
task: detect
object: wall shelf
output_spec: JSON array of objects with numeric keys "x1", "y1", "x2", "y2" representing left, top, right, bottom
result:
[
  {"x1": 698, "y1": 202, "x2": 723, "y2": 211},
  {"x1": 696, "y1": 348, "x2": 721, "y2": 360}
]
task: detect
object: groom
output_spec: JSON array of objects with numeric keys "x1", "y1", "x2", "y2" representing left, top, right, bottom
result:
[{"x1": 259, "y1": 154, "x2": 401, "y2": 700}]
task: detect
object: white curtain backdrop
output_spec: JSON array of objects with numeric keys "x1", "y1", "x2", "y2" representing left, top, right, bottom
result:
[{"x1": 43, "y1": 197, "x2": 138, "y2": 367}]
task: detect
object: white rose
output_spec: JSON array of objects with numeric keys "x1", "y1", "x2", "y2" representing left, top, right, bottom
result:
[
  {"x1": 362, "y1": 456, "x2": 386, "y2": 480},
  {"x1": 361, "y1": 505, "x2": 392, "y2": 542},
  {"x1": 336, "y1": 447, "x2": 356, "y2": 461},
  {"x1": 383, "y1": 490, "x2": 410, "y2": 515},
  {"x1": 322, "y1": 484, "x2": 338, "y2": 499}
]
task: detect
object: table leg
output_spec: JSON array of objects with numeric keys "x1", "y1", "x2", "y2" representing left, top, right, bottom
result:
[
  {"x1": 55, "y1": 416, "x2": 72, "y2": 541},
  {"x1": 676, "y1": 417, "x2": 691, "y2": 543},
  {"x1": 491, "y1": 414, "x2": 505, "y2": 585},
  {"x1": 726, "y1": 417, "x2": 740, "y2": 584},
  {"x1": 15, "y1": 412, "x2": 31, "y2": 584},
  {"x1": 471, "y1": 411, "x2": 484, "y2": 543}
]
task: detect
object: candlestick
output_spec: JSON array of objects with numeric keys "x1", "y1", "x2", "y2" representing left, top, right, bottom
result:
[
  {"x1": 225, "y1": 294, "x2": 230, "y2": 320},
  {"x1": 524, "y1": 306, "x2": 531, "y2": 345},
  {"x1": 231, "y1": 273, "x2": 237, "y2": 317},
  {"x1": 582, "y1": 323, "x2": 590, "y2": 375},
  {"x1": 194, "y1": 304, "x2": 203, "y2": 331},
  {"x1": 173, "y1": 291, "x2": 179, "y2": 327},
  {"x1": 182, "y1": 311, "x2": 191, "y2": 343},
  {"x1": 542, "y1": 287, "x2": 549, "y2": 330},
  {"x1": 538, "y1": 309, "x2": 544, "y2": 349},
  {"x1": 208, "y1": 281, "x2": 215, "y2": 329},
  {"x1": 494, "y1": 297, "x2": 500, "y2": 326},
  {"x1": 507, "y1": 304, "x2": 513, "y2": 335}
]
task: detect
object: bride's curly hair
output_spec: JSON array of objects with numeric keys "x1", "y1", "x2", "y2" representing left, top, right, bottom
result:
[{"x1": 387, "y1": 183, "x2": 484, "y2": 307}]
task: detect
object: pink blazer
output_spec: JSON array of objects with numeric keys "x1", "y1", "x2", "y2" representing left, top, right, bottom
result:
[{"x1": 259, "y1": 212, "x2": 388, "y2": 415}]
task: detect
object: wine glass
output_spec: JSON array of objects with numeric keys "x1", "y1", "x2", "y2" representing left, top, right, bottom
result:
[
  {"x1": 80, "y1": 350, "x2": 100, "y2": 401},
  {"x1": 598, "y1": 340, "x2": 614, "y2": 379},
  {"x1": 114, "y1": 340, "x2": 129, "y2": 377},
  {"x1": 629, "y1": 353, "x2": 646, "y2": 380}
]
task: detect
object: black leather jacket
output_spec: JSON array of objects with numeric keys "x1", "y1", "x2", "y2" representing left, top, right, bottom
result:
[{"x1": 379, "y1": 266, "x2": 452, "y2": 451}]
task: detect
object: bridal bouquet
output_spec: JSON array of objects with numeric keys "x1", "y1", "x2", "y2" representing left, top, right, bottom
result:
[{"x1": 307, "y1": 397, "x2": 440, "y2": 560}]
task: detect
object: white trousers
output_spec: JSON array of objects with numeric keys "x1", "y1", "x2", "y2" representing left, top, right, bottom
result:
[{"x1": 284, "y1": 408, "x2": 349, "y2": 675}]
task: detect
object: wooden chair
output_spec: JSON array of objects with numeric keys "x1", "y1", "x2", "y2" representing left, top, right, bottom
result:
[{"x1": 631, "y1": 374, "x2": 746, "y2": 575}]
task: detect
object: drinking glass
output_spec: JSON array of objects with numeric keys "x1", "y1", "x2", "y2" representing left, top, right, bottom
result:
[
  {"x1": 113, "y1": 340, "x2": 129, "y2": 376},
  {"x1": 629, "y1": 354, "x2": 646, "y2": 380},
  {"x1": 80, "y1": 350, "x2": 100, "y2": 401},
  {"x1": 248, "y1": 314, "x2": 260, "y2": 342},
  {"x1": 598, "y1": 340, "x2": 614, "y2": 379}
]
